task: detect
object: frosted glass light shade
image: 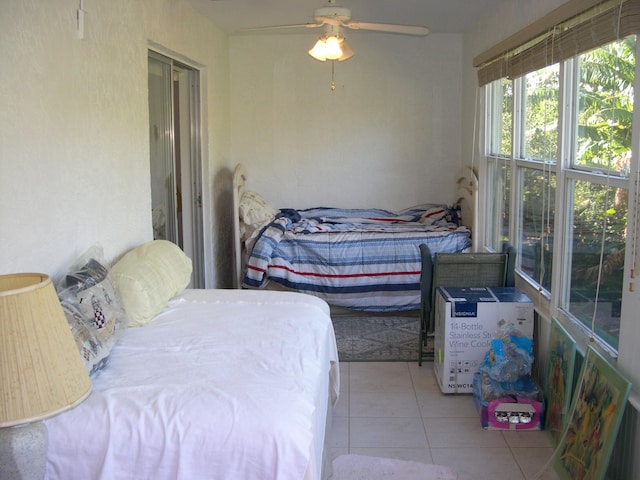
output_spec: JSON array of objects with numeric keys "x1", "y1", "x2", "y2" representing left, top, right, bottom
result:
[
  {"x1": 323, "y1": 36, "x2": 342, "y2": 59},
  {"x1": 309, "y1": 36, "x2": 354, "y2": 62},
  {"x1": 0, "y1": 273, "x2": 92, "y2": 427}
]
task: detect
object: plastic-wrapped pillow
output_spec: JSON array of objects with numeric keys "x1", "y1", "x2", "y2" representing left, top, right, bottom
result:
[
  {"x1": 61, "y1": 300, "x2": 110, "y2": 374},
  {"x1": 111, "y1": 240, "x2": 192, "y2": 327},
  {"x1": 57, "y1": 246, "x2": 128, "y2": 377}
]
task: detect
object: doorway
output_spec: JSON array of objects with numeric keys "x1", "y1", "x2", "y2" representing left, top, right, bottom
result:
[{"x1": 148, "y1": 51, "x2": 204, "y2": 287}]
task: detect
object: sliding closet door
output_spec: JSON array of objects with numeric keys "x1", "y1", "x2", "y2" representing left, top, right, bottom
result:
[
  {"x1": 148, "y1": 51, "x2": 204, "y2": 287},
  {"x1": 148, "y1": 53, "x2": 177, "y2": 244}
]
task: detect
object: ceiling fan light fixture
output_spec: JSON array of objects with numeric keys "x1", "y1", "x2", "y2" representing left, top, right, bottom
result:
[
  {"x1": 338, "y1": 38, "x2": 354, "y2": 61},
  {"x1": 308, "y1": 35, "x2": 354, "y2": 62},
  {"x1": 324, "y1": 36, "x2": 342, "y2": 59},
  {"x1": 309, "y1": 36, "x2": 338, "y2": 61}
]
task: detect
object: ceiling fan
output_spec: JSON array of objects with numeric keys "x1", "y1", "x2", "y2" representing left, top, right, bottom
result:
[
  {"x1": 243, "y1": 0, "x2": 429, "y2": 90},
  {"x1": 243, "y1": 0, "x2": 430, "y2": 38}
]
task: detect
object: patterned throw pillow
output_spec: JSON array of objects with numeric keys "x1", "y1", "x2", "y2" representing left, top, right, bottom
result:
[
  {"x1": 61, "y1": 300, "x2": 111, "y2": 374},
  {"x1": 57, "y1": 249, "x2": 128, "y2": 376}
]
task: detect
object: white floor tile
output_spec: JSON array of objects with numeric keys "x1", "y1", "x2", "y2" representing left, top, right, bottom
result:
[
  {"x1": 423, "y1": 416, "x2": 507, "y2": 448},
  {"x1": 349, "y1": 362, "x2": 414, "y2": 392},
  {"x1": 502, "y1": 429, "x2": 554, "y2": 448},
  {"x1": 417, "y1": 390, "x2": 478, "y2": 418},
  {"x1": 511, "y1": 447, "x2": 560, "y2": 480},
  {"x1": 349, "y1": 447, "x2": 433, "y2": 464},
  {"x1": 350, "y1": 391, "x2": 421, "y2": 418},
  {"x1": 431, "y1": 447, "x2": 526, "y2": 480},
  {"x1": 337, "y1": 361, "x2": 558, "y2": 479},
  {"x1": 350, "y1": 417, "x2": 428, "y2": 449},
  {"x1": 331, "y1": 416, "x2": 349, "y2": 449},
  {"x1": 409, "y1": 361, "x2": 441, "y2": 392}
]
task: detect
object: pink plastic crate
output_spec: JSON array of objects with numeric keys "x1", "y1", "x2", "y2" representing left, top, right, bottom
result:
[{"x1": 472, "y1": 372, "x2": 544, "y2": 430}]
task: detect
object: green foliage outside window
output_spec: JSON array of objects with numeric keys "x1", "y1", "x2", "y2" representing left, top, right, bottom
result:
[
  {"x1": 524, "y1": 65, "x2": 559, "y2": 161},
  {"x1": 490, "y1": 36, "x2": 635, "y2": 350},
  {"x1": 577, "y1": 36, "x2": 635, "y2": 174}
]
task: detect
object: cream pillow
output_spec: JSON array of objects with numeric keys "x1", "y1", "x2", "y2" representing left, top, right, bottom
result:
[
  {"x1": 239, "y1": 190, "x2": 279, "y2": 226},
  {"x1": 112, "y1": 240, "x2": 192, "y2": 327}
]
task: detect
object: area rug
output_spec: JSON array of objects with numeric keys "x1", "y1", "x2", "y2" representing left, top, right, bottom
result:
[
  {"x1": 332, "y1": 315, "x2": 433, "y2": 362},
  {"x1": 331, "y1": 454, "x2": 457, "y2": 480}
]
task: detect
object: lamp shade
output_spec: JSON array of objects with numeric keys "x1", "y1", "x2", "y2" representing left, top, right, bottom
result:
[{"x1": 0, "y1": 273, "x2": 91, "y2": 427}]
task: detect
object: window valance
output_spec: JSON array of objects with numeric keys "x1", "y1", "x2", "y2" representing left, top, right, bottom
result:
[{"x1": 475, "y1": 0, "x2": 640, "y2": 86}]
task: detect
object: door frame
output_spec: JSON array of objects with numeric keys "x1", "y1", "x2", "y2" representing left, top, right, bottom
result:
[{"x1": 148, "y1": 49, "x2": 205, "y2": 288}]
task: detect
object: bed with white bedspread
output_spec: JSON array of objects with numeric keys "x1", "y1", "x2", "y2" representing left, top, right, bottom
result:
[{"x1": 45, "y1": 241, "x2": 339, "y2": 480}]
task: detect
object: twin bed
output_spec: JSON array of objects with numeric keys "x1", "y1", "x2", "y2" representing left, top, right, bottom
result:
[
  {"x1": 233, "y1": 163, "x2": 478, "y2": 312},
  {"x1": 45, "y1": 240, "x2": 339, "y2": 480}
]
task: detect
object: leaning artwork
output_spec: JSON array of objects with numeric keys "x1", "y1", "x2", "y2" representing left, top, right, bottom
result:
[
  {"x1": 555, "y1": 346, "x2": 631, "y2": 480},
  {"x1": 544, "y1": 317, "x2": 576, "y2": 445}
]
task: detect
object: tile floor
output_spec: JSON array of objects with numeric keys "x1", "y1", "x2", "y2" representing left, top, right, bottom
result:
[{"x1": 331, "y1": 361, "x2": 560, "y2": 480}]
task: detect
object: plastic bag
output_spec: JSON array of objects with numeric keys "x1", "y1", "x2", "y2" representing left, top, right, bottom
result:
[
  {"x1": 474, "y1": 371, "x2": 543, "y2": 403},
  {"x1": 479, "y1": 323, "x2": 533, "y2": 382},
  {"x1": 56, "y1": 245, "x2": 128, "y2": 376}
]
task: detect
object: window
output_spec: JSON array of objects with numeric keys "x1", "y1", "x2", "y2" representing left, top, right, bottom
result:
[
  {"x1": 518, "y1": 65, "x2": 559, "y2": 289},
  {"x1": 563, "y1": 38, "x2": 634, "y2": 349},
  {"x1": 485, "y1": 79, "x2": 512, "y2": 252},
  {"x1": 485, "y1": 157, "x2": 511, "y2": 252},
  {"x1": 520, "y1": 166, "x2": 556, "y2": 291},
  {"x1": 487, "y1": 78, "x2": 512, "y2": 157},
  {"x1": 575, "y1": 38, "x2": 634, "y2": 176},
  {"x1": 566, "y1": 178, "x2": 627, "y2": 348},
  {"x1": 522, "y1": 65, "x2": 559, "y2": 161},
  {"x1": 484, "y1": 36, "x2": 635, "y2": 351}
]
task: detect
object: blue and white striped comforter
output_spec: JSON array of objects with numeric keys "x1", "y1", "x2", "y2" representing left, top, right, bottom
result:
[{"x1": 242, "y1": 204, "x2": 472, "y2": 312}]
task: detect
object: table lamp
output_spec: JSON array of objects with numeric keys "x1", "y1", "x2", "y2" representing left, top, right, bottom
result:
[{"x1": 0, "y1": 273, "x2": 92, "y2": 479}]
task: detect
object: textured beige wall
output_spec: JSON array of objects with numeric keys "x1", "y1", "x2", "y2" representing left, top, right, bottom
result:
[
  {"x1": 0, "y1": 0, "x2": 229, "y2": 286},
  {"x1": 229, "y1": 33, "x2": 464, "y2": 211}
]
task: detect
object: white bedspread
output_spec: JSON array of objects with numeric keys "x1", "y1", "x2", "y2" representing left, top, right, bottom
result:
[{"x1": 45, "y1": 289, "x2": 339, "y2": 480}]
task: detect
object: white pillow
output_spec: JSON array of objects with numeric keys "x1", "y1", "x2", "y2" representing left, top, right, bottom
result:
[
  {"x1": 112, "y1": 240, "x2": 192, "y2": 327},
  {"x1": 239, "y1": 190, "x2": 278, "y2": 226}
]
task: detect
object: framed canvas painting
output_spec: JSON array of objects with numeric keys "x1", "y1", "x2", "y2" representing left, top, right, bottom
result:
[
  {"x1": 555, "y1": 346, "x2": 631, "y2": 480},
  {"x1": 544, "y1": 317, "x2": 576, "y2": 445}
]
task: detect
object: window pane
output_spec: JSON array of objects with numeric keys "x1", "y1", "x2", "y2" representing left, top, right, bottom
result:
[
  {"x1": 488, "y1": 79, "x2": 512, "y2": 156},
  {"x1": 576, "y1": 36, "x2": 635, "y2": 176},
  {"x1": 567, "y1": 180, "x2": 627, "y2": 349},
  {"x1": 519, "y1": 167, "x2": 556, "y2": 291},
  {"x1": 486, "y1": 158, "x2": 511, "y2": 251},
  {"x1": 523, "y1": 64, "x2": 559, "y2": 161}
]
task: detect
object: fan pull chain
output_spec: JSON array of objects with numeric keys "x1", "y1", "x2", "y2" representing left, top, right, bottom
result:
[{"x1": 331, "y1": 61, "x2": 336, "y2": 91}]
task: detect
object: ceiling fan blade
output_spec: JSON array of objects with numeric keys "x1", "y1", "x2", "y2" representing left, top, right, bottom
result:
[
  {"x1": 241, "y1": 23, "x2": 323, "y2": 32},
  {"x1": 344, "y1": 21, "x2": 429, "y2": 36}
]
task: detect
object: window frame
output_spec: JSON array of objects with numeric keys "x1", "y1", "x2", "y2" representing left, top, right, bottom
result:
[{"x1": 482, "y1": 37, "x2": 633, "y2": 355}]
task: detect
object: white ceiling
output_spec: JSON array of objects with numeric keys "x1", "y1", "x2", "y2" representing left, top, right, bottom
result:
[{"x1": 188, "y1": 0, "x2": 506, "y2": 35}]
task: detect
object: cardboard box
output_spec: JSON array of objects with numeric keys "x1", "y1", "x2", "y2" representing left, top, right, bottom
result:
[{"x1": 433, "y1": 287, "x2": 534, "y2": 394}]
